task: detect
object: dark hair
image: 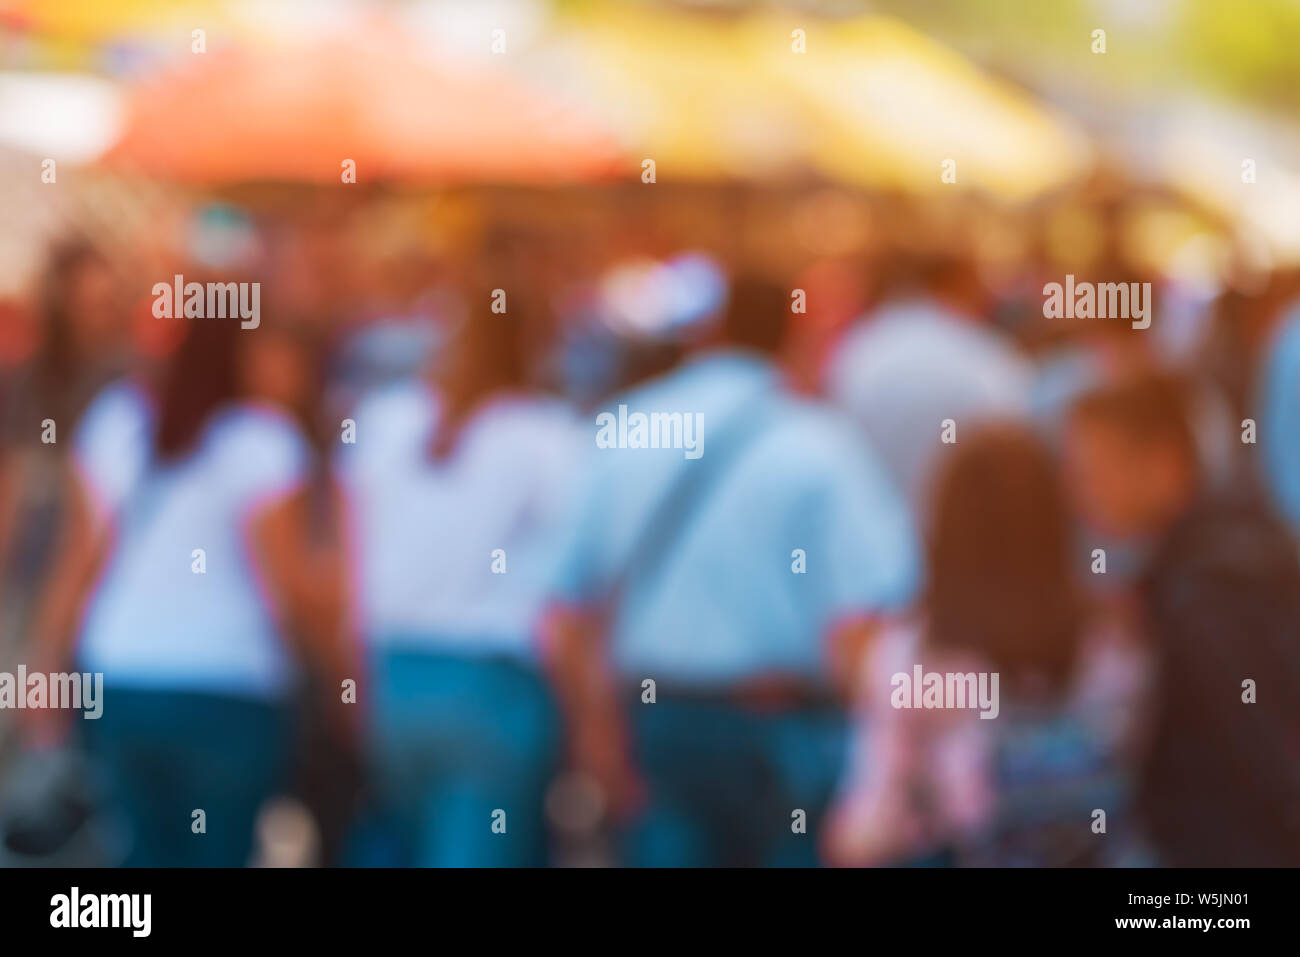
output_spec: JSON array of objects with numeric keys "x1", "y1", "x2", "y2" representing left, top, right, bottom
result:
[
  {"x1": 35, "y1": 239, "x2": 109, "y2": 394},
  {"x1": 721, "y1": 275, "x2": 791, "y2": 356},
  {"x1": 876, "y1": 249, "x2": 978, "y2": 306},
  {"x1": 925, "y1": 424, "x2": 1085, "y2": 691},
  {"x1": 266, "y1": 319, "x2": 333, "y2": 452},
  {"x1": 1068, "y1": 373, "x2": 1199, "y2": 471},
  {"x1": 153, "y1": 320, "x2": 243, "y2": 460},
  {"x1": 429, "y1": 294, "x2": 538, "y2": 460}
]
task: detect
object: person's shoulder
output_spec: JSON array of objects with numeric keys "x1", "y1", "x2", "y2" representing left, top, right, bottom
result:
[
  {"x1": 825, "y1": 302, "x2": 946, "y2": 372},
  {"x1": 206, "y1": 402, "x2": 310, "y2": 476},
  {"x1": 778, "y1": 392, "x2": 860, "y2": 434},
  {"x1": 74, "y1": 377, "x2": 154, "y2": 462},
  {"x1": 482, "y1": 394, "x2": 581, "y2": 436},
  {"x1": 71, "y1": 379, "x2": 155, "y2": 515},
  {"x1": 199, "y1": 403, "x2": 311, "y2": 504},
  {"x1": 757, "y1": 394, "x2": 884, "y2": 477},
  {"x1": 213, "y1": 400, "x2": 303, "y2": 441},
  {"x1": 827, "y1": 303, "x2": 1030, "y2": 396},
  {"x1": 605, "y1": 365, "x2": 687, "y2": 412},
  {"x1": 460, "y1": 394, "x2": 586, "y2": 471},
  {"x1": 354, "y1": 378, "x2": 438, "y2": 426},
  {"x1": 78, "y1": 377, "x2": 153, "y2": 434},
  {"x1": 337, "y1": 379, "x2": 439, "y2": 467},
  {"x1": 1156, "y1": 486, "x2": 1299, "y2": 579}
]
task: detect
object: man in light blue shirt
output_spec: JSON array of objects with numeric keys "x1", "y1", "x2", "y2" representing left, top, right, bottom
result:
[{"x1": 545, "y1": 275, "x2": 919, "y2": 866}]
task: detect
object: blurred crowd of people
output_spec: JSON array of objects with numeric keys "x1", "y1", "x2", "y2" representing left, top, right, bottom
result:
[{"x1": 1, "y1": 191, "x2": 1299, "y2": 868}]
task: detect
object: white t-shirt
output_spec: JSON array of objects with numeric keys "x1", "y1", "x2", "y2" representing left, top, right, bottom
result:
[
  {"x1": 825, "y1": 300, "x2": 1033, "y2": 521},
  {"x1": 336, "y1": 382, "x2": 582, "y2": 660},
  {"x1": 74, "y1": 382, "x2": 309, "y2": 699}
]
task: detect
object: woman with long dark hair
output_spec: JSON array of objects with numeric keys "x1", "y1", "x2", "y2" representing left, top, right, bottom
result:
[
  {"x1": 1, "y1": 240, "x2": 126, "y2": 653},
  {"x1": 337, "y1": 293, "x2": 580, "y2": 866},
  {"x1": 826, "y1": 424, "x2": 1148, "y2": 866},
  {"x1": 27, "y1": 315, "x2": 338, "y2": 866}
]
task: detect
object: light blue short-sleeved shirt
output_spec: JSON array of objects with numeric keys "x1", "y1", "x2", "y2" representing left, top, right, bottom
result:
[
  {"x1": 336, "y1": 382, "x2": 584, "y2": 660},
  {"x1": 74, "y1": 383, "x2": 309, "y2": 699},
  {"x1": 552, "y1": 350, "x2": 920, "y2": 686}
]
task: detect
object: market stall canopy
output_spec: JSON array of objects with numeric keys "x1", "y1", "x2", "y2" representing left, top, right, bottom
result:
[
  {"x1": 541, "y1": 7, "x2": 1092, "y2": 200},
  {"x1": 101, "y1": 24, "x2": 627, "y2": 185},
  {"x1": 763, "y1": 16, "x2": 1093, "y2": 200},
  {"x1": 1152, "y1": 107, "x2": 1300, "y2": 268},
  {"x1": 28, "y1": 1, "x2": 1090, "y2": 198}
]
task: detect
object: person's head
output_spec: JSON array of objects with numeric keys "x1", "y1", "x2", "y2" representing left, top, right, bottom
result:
[
  {"x1": 926, "y1": 424, "x2": 1084, "y2": 691},
  {"x1": 241, "y1": 324, "x2": 317, "y2": 419},
  {"x1": 879, "y1": 250, "x2": 983, "y2": 318},
  {"x1": 153, "y1": 319, "x2": 244, "y2": 461},
  {"x1": 1064, "y1": 374, "x2": 1200, "y2": 539},
  {"x1": 429, "y1": 290, "x2": 543, "y2": 459},
  {"x1": 715, "y1": 274, "x2": 791, "y2": 357},
  {"x1": 36, "y1": 239, "x2": 119, "y2": 380},
  {"x1": 154, "y1": 315, "x2": 323, "y2": 460}
]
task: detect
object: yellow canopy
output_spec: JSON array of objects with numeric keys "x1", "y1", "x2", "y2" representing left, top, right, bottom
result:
[
  {"x1": 2, "y1": 0, "x2": 231, "y2": 41},
  {"x1": 760, "y1": 16, "x2": 1092, "y2": 199},
  {"x1": 547, "y1": 7, "x2": 1091, "y2": 200},
  {"x1": 8, "y1": 0, "x2": 1092, "y2": 199},
  {"x1": 541, "y1": 7, "x2": 803, "y2": 182}
]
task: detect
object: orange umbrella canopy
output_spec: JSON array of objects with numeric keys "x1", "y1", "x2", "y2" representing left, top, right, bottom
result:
[{"x1": 103, "y1": 32, "x2": 628, "y2": 185}]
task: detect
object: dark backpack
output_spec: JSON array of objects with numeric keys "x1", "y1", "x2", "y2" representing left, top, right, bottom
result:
[{"x1": 1138, "y1": 486, "x2": 1300, "y2": 865}]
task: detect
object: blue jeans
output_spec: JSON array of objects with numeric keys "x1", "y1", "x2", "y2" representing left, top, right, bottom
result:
[
  {"x1": 362, "y1": 648, "x2": 560, "y2": 867},
  {"x1": 81, "y1": 688, "x2": 290, "y2": 867},
  {"x1": 623, "y1": 695, "x2": 847, "y2": 867}
]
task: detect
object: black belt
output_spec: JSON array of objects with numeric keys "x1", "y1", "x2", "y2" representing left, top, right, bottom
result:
[{"x1": 626, "y1": 676, "x2": 841, "y2": 714}]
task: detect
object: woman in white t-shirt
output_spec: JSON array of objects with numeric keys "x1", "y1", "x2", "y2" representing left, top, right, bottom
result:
[
  {"x1": 337, "y1": 304, "x2": 581, "y2": 867},
  {"x1": 26, "y1": 319, "x2": 329, "y2": 866}
]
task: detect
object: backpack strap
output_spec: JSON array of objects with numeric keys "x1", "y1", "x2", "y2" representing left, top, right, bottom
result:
[{"x1": 598, "y1": 389, "x2": 774, "y2": 634}]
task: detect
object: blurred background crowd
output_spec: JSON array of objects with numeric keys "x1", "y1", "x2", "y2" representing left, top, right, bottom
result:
[{"x1": 1, "y1": 0, "x2": 1299, "y2": 867}]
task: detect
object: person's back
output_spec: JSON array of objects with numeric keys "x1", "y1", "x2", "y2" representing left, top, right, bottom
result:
[
  {"x1": 824, "y1": 297, "x2": 1033, "y2": 520},
  {"x1": 1060, "y1": 369, "x2": 1300, "y2": 863},
  {"x1": 827, "y1": 425, "x2": 1145, "y2": 867},
  {"x1": 568, "y1": 350, "x2": 916, "y2": 686},
  {"x1": 1065, "y1": 372, "x2": 1300, "y2": 865},
  {"x1": 1138, "y1": 483, "x2": 1300, "y2": 865},
  {"x1": 971, "y1": 636, "x2": 1144, "y2": 867},
  {"x1": 548, "y1": 275, "x2": 920, "y2": 867},
  {"x1": 77, "y1": 387, "x2": 305, "y2": 695},
  {"x1": 339, "y1": 381, "x2": 580, "y2": 658},
  {"x1": 29, "y1": 319, "x2": 317, "y2": 867},
  {"x1": 338, "y1": 303, "x2": 581, "y2": 867},
  {"x1": 839, "y1": 619, "x2": 1144, "y2": 867}
]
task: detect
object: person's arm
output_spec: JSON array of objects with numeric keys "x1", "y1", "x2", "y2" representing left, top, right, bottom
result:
[
  {"x1": 826, "y1": 614, "x2": 885, "y2": 703},
  {"x1": 822, "y1": 668, "x2": 924, "y2": 866},
  {"x1": 24, "y1": 467, "x2": 110, "y2": 747},
  {"x1": 249, "y1": 483, "x2": 361, "y2": 746},
  {"x1": 541, "y1": 604, "x2": 644, "y2": 820},
  {"x1": 812, "y1": 434, "x2": 922, "y2": 699},
  {"x1": 929, "y1": 716, "x2": 996, "y2": 844}
]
